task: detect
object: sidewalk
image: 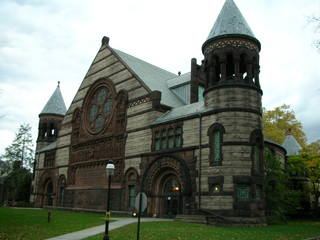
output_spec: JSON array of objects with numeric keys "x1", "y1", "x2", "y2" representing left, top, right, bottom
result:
[{"x1": 46, "y1": 217, "x2": 171, "y2": 240}]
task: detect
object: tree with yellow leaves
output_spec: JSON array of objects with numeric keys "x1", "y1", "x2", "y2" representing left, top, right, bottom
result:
[{"x1": 263, "y1": 104, "x2": 307, "y2": 147}]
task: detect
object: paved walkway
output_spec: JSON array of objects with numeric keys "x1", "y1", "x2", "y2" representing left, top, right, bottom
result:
[{"x1": 46, "y1": 218, "x2": 171, "y2": 240}]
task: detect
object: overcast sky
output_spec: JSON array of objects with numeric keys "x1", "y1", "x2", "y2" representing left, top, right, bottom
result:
[{"x1": 0, "y1": 0, "x2": 319, "y2": 155}]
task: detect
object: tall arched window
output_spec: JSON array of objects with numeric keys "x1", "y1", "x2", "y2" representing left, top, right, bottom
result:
[
  {"x1": 250, "y1": 129, "x2": 263, "y2": 175},
  {"x1": 208, "y1": 123, "x2": 225, "y2": 166}
]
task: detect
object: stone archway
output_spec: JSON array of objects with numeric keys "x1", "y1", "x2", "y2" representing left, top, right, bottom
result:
[
  {"x1": 43, "y1": 179, "x2": 54, "y2": 206},
  {"x1": 152, "y1": 170, "x2": 182, "y2": 217},
  {"x1": 142, "y1": 155, "x2": 193, "y2": 217},
  {"x1": 57, "y1": 175, "x2": 66, "y2": 207}
]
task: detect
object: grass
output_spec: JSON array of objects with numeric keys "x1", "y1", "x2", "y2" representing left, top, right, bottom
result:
[
  {"x1": 85, "y1": 220, "x2": 320, "y2": 240},
  {"x1": 0, "y1": 207, "x2": 106, "y2": 240}
]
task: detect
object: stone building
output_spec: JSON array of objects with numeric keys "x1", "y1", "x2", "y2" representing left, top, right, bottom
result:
[{"x1": 31, "y1": 0, "x2": 286, "y2": 223}]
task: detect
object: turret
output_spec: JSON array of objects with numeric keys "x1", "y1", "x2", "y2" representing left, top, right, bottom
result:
[
  {"x1": 36, "y1": 82, "x2": 67, "y2": 151},
  {"x1": 196, "y1": 0, "x2": 265, "y2": 222}
]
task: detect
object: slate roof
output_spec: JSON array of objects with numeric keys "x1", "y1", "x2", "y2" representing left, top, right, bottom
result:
[
  {"x1": 207, "y1": 0, "x2": 255, "y2": 41},
  {"x1": 283, "y1": 134, "x2": 302, "y2": 156},
  {"x1": 113, "y1": 49, "x2": 185, "y2": 108},
  {"x1": 40, "y1": 86, "x2": 67, "y2": 116},
  {"x1": 153, "y1": 102, "x2": 212, "y2": 125},
  {"x1": 167, "y1": 72, "x2": 191, "y2": 89}
]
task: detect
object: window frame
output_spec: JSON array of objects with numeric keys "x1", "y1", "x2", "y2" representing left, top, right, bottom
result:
[
  {"x1": 152, "y1": 123, "x2": 183, "y2": 151},
  {"x1": 207, "y1": 123, "x2": 225, "y2": 166}
]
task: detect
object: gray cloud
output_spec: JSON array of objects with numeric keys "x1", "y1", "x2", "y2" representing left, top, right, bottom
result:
[{"x1": 0, "y1": 0, "x2": 319, "y2": 154}]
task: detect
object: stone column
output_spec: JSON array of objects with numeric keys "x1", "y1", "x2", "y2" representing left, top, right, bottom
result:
[
  {"x1": 220, "y1": 54, "x2": 227, "y2": 81},
  {"x1": 234, "y1": 53, "x2": 241, "y2": 81}
]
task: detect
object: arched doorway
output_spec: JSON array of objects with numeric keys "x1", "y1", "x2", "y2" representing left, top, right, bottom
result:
[
  {"x1": 142, "y1": 155, "x2": 193, "y2": 218},
  {"x1": 149, "y1": 169, "x2": 183, "y2": 217},
  {"x1": 58, "y1": 175, "x2": 66, "y2": 207},
  {"x1": 44, "y1": 180, "x2": 53, "y2": 206},
  {"x1": 162, "y1": 174, "x2": 182, "y2": 217}
]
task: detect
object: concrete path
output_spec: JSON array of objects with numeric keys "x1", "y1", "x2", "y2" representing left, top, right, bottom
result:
[{"x1": 46, "y1": 218, "x2": 172, "y2": 240}]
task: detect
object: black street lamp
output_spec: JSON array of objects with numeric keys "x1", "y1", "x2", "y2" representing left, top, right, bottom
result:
[{"x1": 103, "y1": 160, "x2": 115, "y2": 240}]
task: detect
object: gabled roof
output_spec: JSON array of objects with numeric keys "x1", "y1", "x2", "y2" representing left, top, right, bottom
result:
[
  {"x1": 113, "y1": 49, "x2": 185, "y2": 108},
  {"x1": 40, "y1": 85, "x2": 67, "y2": 116},
  {"x1": 153, "y1": 102, "x2": 212, "y2": 125},
  {"x1": 283, "y1": 134, "x2": 302, "y2": 156},
  {"x1": 207, "y1": 0, "x2": 255, "y2": 41}
]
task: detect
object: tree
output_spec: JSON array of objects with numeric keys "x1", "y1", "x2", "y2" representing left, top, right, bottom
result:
[
  {"x1": 288, "y1": 147, "x2": 320, "y2": 215},
  {"x1": 264, "y1": 151, "x2": 303, "y2": 222},
  {"x1": 1, "y1": 124, "x2": 34, "y2": 204},
  {"x1": 2, "y1": 124, "x2": 34, "y2": 171},
  {"x1": 263, "y1": 104, "x2": 307, "y2": 147},
  {"x1": 305, "y1": 140, "x2": 320, "y2": 155}
]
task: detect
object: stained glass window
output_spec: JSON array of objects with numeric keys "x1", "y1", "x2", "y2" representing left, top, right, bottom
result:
[
  {"x1": 237, "y1": 185, "x2": 250, "y2": 201},
  {"x1": 155, "y1": 131, "x2": 161, "y2": 150},
  {"x1": 161, "y1": 130, "x2": 167, "y2": 149},
  {"x1": 213, "y1": 131, "x2": 221, "y2": 164},
  {"x1": 175, "y1": 128, "x2": 182, "y2": 147},
  {"x1": 89, "y1": 105, "x2": 98, "y2": 120},
  {"x1": 153, "y1": 126, "x2": 182, "y2": 150},
  {"x1": 104, "y1": 100, "x2": 112, "y2": 114},
  {"x1": 86, "y1": 86, "x2": 114, "y2": 133},
  {"x1": 95, "y1": 115, "x2": 104, "y2": 132},
  {"x1": 128, "y1": 185, "x2": 136, "y2": 208},
  {"x1": 168, "y1": 129, "x2": 174, "y2": 148}
]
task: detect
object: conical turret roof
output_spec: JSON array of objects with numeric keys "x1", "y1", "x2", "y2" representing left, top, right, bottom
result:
[
  {"x1": 207, "y1": 0, "x2": 255, "y2": 41},
  {"x1": 40, "y1": 83, "x2": 67, "y2": 116},
  {"x1": 283, "y1": 132, "x2": 302, "y2": 156}
]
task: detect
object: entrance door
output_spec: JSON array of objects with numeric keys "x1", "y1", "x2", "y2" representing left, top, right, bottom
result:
[
  {"x1": 46, "y1": 181, "x2": 53, "y2": 206},
  {"x1": 162, "y1": 176, "x2": 182, "y2": 217}
]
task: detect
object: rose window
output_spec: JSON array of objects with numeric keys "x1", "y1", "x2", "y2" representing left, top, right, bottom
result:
[{"x1": 86, "y1": 87, "x2": 113, "y2": 133}]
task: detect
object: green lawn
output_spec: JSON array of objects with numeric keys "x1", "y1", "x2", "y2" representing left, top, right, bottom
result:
[
  {"x1": 85, "y1": 221, "x2": 320, "y2": 240},
  {"x1": 0, "y1": 207, "x2": 106, "y2": 240}
]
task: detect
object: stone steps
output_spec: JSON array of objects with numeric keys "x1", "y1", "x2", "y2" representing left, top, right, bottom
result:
[{"x1": 175, "y1": 214, "x2": 208, "y2": 224}]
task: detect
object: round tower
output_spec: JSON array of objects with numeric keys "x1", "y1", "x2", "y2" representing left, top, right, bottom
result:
[
  {"x1": 36, "y1": 82, "x2": 67, "y2": 151},
  {"x1": 201, "y1": 0, "x2": 265, "y2": 222}
]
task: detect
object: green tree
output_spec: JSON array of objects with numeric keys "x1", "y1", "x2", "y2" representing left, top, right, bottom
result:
[
  {"x1": 1, "y1": 124, "x2": 34, "y2": 204},
  {"x1": 264, "y1": 152, "x2": 303, "y2": 222},
  {"x1": 288, "y1": 147, "x2": 320, "y2": 215},
  {"x1": 305, "y1": 140, "x2": 320, "y2": 155},
  {"x1": 263, "y1": 104, "x2": 306, "y2": 147},
  {"x1": 2, "y1": 124, "x2": 34, "y2": 171}
]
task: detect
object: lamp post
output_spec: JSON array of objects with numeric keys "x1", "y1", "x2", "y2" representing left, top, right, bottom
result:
[{"x1": 103, "y1": 160, "x2": 115, "y2": 240}]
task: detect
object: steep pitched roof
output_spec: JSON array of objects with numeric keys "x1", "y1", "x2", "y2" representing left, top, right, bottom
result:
[
  {"x1": 283, "y1": 134, "x2": 302, "y2": 156},
  {"x1": 207, "y1": 0, "x2": 255, "y2": 41},
  {"x1": 40, "y1": 85, "x2": 67, "y2": 116},
  {"x1": 113, "y1": 49, "x2": 185, "y2": 108}
]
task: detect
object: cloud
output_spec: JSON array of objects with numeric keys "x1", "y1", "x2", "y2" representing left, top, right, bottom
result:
[{"x1": 0, "y1": 0, "x2": 319, "y2": 154}]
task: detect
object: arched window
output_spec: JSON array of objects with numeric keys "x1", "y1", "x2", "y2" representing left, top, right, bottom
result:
[
  {"x1": 250, "y1": 130, "x2": 263, "y2": 175},
  {"x1": 208, "y1": 123, "x2": 225, "y2": 166}
]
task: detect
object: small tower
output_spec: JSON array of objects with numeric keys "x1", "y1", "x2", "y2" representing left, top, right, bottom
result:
[
  {"x1": 283, "y1": 129, "x2": 302, "y2": 156},
  {"x1": 36, "y1": 82, "x2": 67, "y2": 151},
  {"x1": 194, "y1": 0, "x2": 265, "y2": 222}
]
